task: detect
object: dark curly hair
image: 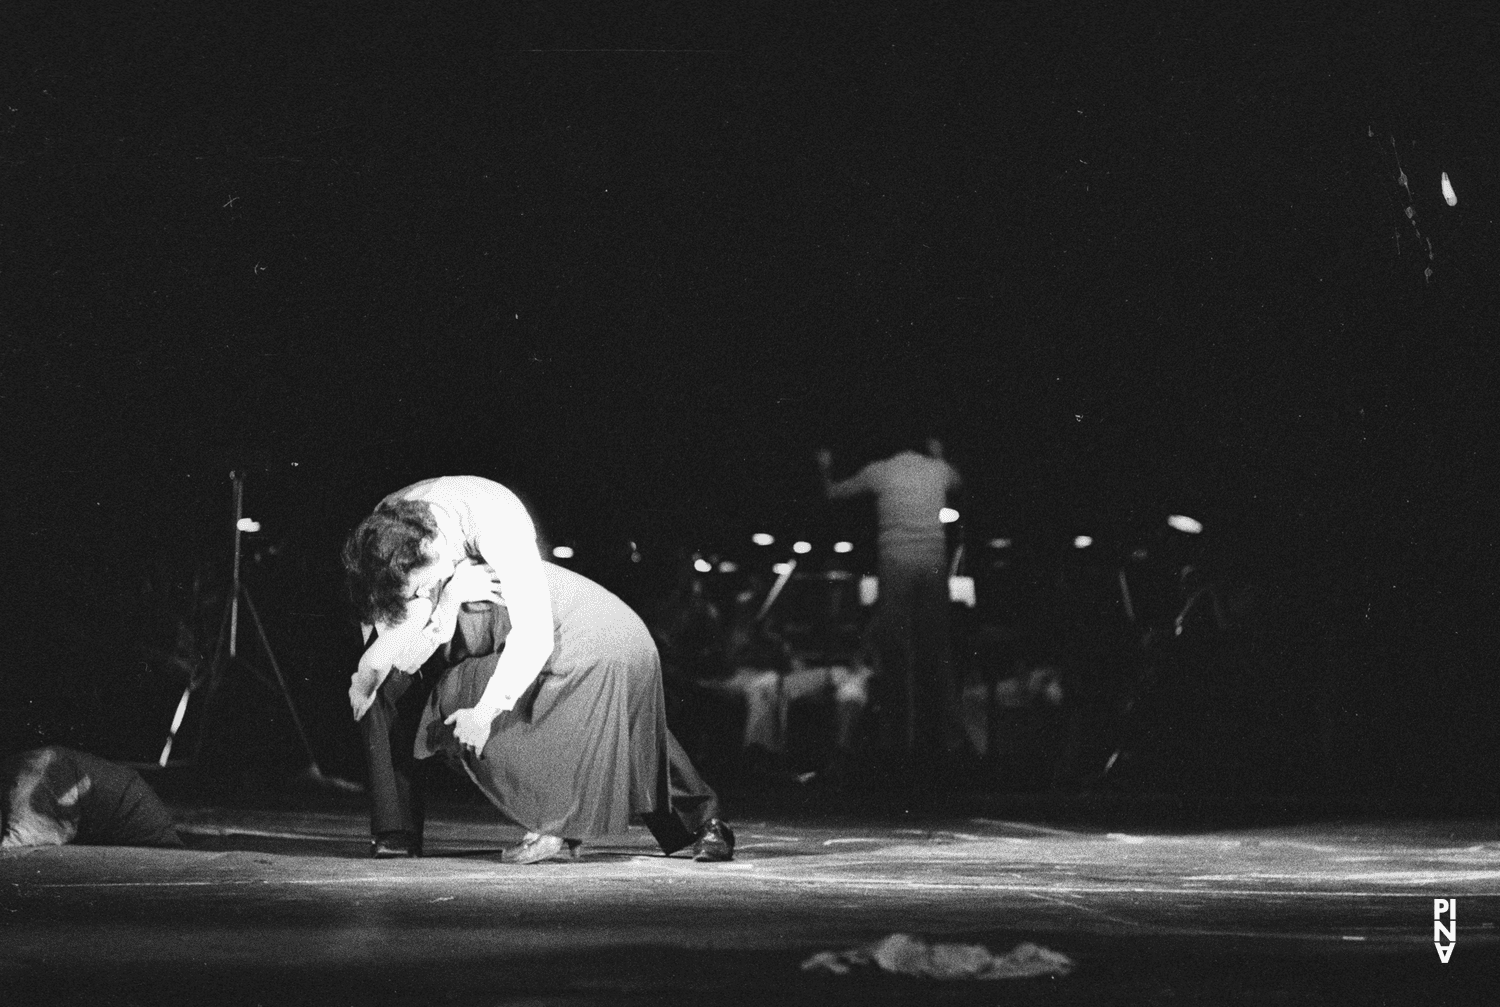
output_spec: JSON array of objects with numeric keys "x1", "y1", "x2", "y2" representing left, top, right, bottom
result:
[{"x1": 342, "y1": 499, "x2": 439, "y2": 626}]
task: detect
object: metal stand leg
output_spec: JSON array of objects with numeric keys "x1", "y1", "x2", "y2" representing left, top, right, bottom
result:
[
  {"x1": 239, "y1": 587, "x2": 319, "y2": 768},
  {"x1": 150, "y1": 470, "x2": 360, "y2": 793}
]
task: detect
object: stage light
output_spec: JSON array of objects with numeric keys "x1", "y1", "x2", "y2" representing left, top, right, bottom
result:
[
  {"x1": 948, "y1": 576, "x2": 976, "y2": 607},
  {"x1": 551, "y1": 545, "x2": 574, "y2": 559},
  {"x1": 693, "y1": 558, "x2": 712, "y2": 574},
  {"x1": 792, "y1": 540, "x2": 812, "y2": 554},
  {"x1": 833, "y1": 541, "x2": 853, "y2": 554},
  {"x1": 717, "y1": 560, "x2": 739, "y2": 574},
  {"x1": 939, "y1": 507, "x2": 960, "y2": 524},
  {"x1": 988, "y1": 537, "x2": 1012, "y2": 549},
  {"x1": 236, "y1": 518, "x2": 261, "y2": 533},
  {"x1": 1442, "y1": 172, "x2": 1457, "y2": 206},
  {"x1": 1167, "y1": 514, "x2": 1204, "y2": 534},
  {"x1": 752, "y1": 532, "x2": 775, "y2": 546},
  {"x1": 772, "y1": 561, "x2": 793, "y2": 575},
  {"x1": 1073, "y1": 535, "x2": 1093, "y2": 549}
]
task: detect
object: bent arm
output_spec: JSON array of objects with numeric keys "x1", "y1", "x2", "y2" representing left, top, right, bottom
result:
[
  {"x1": 350, "y1": 599, "x2": 442, "y2": 720},
  {"x1": 459, "y1": 482, "x2": 555, "y2": 715},
  {"x1": 357, "y1": 601, "x2": 440, "y2": 676},
  {"x1": 824, "y1": 465, "x2": 872, "y2": 500}
]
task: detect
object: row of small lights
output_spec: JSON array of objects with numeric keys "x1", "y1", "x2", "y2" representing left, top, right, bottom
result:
[
  {"x1": 534, "y1": 513, "x2": 1201, "y2": 565},
  {"x1": 749, "y1": 533, "x2": 857, "y2": 577},
  {"x1": 749, "y1": 532, "x2": 856, "y2": 553},
  {"x1": 990, "y1": 512, "x2": 1202, "y2": 553}
]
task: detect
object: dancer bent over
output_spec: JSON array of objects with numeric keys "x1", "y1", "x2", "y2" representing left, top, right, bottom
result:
[{"x1": 344, "y1": 475, "x2": 732, "y2": 863}]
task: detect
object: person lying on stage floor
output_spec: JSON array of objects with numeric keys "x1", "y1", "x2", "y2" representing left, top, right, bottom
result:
[
  {"x1": 1, "y1": 745, "x2": 182, "y2": 849},
  {"x1": 343, "y1": 475, "x2": 734, "y2": 864}
]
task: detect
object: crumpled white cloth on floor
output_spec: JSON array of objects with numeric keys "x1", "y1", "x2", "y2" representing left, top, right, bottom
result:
[{"x1": 801, "y1": 933, "x2": 1075, "y2": 980}]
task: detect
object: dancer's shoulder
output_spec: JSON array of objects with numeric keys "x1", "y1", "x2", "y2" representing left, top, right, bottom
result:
[{"x1": 392, "y1": 475, "x2": 519, "y2": 507}]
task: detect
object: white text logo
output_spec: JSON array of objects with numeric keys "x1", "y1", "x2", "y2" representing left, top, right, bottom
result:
[{"x1": 1434, "y1": 898, "x2": 1457, "y2": 962}]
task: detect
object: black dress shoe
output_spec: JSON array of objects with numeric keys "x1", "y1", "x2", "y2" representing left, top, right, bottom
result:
[
  {"x1": 692, "y1": 819, "x2": 735, "y2": 862},
  {"x1": 370, "y1": 830, "x2": 422, "y2": 858}
]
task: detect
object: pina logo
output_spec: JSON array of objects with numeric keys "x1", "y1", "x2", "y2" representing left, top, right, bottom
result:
[{"x1": 1434, "y1": 899, "x2": 1457, "y2": 962}]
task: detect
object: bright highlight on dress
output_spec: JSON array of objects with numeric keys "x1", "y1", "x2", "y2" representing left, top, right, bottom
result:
[{"x1": 1441, "y1": 172, "x2": 1457, "y2": 206}]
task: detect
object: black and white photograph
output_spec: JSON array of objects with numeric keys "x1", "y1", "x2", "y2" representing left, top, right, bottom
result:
[{"x1": 2, "y1": 2, "x2": 1496, "y2": 1003}]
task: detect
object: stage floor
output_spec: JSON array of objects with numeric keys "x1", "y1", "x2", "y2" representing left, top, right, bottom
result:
[{"x1": 3, "y1": 801, "x2": 1497, "y2": 1005}]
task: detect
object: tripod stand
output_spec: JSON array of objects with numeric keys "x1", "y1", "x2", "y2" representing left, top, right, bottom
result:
[
  {"x1": 1086, "y1": 567, "x2": 1228, "y2": 789},
  {"x1": 157, "y1": 471, "x2": 358, "y2": 791}
]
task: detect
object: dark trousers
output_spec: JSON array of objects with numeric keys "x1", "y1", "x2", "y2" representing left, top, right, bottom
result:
[
  {"x1": 360, "y1": 669, "x2": 720, "y2": 851},
  {"x1": 360, "y1": 668, "x2": 434, "y2": 838},
  {"x1": 876, "y1": 552, "x2": 964, "y2": 758},
  {"x1": 641, "y1": 729, "x2": 720, "y2": 854}
]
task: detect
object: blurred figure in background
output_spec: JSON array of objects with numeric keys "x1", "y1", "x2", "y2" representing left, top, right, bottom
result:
[
  {"x1": 816, "y1": 429, "x2": 966, "y2": 769},
  {"x1": 718, "y1": 580, "x2": 873, "y2": 784},
  {"x1": 648, "y1": 558, "x2": 736, "y2": 780},
  {"x1": 710, "y1": 581, "x2": 797, "y2": 778},
  {"x1": 652, "y1": 563, "x2": 875, "y2": 787},
  {"x1": 651, "y1": 555, "x2": 729, "y2": 686}
]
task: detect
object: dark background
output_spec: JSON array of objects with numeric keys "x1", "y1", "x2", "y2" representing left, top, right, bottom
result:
[{"x1": 2, "y1": 2, "x2": 1496, "y2": 804}]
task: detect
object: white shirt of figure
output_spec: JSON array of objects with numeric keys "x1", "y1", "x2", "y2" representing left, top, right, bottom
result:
[{"x1": 363, "y1": 475, "x2": 555, "y2": 712}]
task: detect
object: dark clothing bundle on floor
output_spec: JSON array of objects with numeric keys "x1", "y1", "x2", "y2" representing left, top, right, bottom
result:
[{"x1": 1, "y1": 746, "x2": 181, "y2": 848}]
